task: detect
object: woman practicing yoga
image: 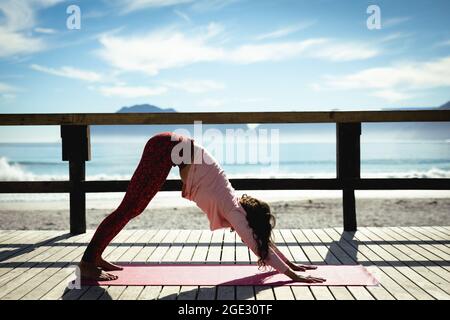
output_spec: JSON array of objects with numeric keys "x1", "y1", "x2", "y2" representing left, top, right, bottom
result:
[{"x1": 79, "y1": 132, "x2": 325, "y2": 283}]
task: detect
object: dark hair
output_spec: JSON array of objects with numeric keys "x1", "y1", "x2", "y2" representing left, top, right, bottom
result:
[{"x1": 239, "y1": 194, "x2": 276, "y2": 268}]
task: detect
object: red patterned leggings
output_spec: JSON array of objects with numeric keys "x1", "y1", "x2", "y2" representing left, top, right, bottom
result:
[{"x1": 82, "y1": 132, "x2": 191, "y2": 263}]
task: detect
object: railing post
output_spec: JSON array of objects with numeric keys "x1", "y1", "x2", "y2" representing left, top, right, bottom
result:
[
  {"x1": 61, "y1": 125, "x2": 91, "y2": 234},
  {"x1": 336, "y1": 122, "x2": 361, "y2": 231}
]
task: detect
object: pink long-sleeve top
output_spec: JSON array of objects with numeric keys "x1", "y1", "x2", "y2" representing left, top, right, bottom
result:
[{"x1": 181, "y1": 143, "x2": 290, "y2": 274}]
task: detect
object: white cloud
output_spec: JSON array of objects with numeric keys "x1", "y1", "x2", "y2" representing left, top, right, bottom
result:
[
  {"x1": 118, "y1": 0, "x2": 194, "y2": 13},
  {"x1": 97, "y1": 85, "x2": 168, "y2": 98},
  {"x1": 319, "y1": 56, "x2": 450, "y2": 102},
  {"x1": 166, "y1": 80, "x2": 225, "y2": 93},
  {"x1": 0, "y1": 29, "x2": 45, "y2": 57},
  {"x1": 309, "y1": 42, "x2": 379, "y2": 61},
  {"x1": 115, "y1": 0, "x2": 239, "y2": 13},
  {"x1": 370, "y1": 90, "x2": 412, "y2": 103},
  {"x1": 195, "y1": 98, "x2": 225, "y2": 108},
  {"x1": 97, "y1": 28, "x2": 224, "y2": 75},
  {"x1": 34, "y1": 27, "x2": 56, "y2": 34},
  {"x1": 255, "y1": 21, "x2": 316, "y2": 41},
  {"x1": 229, "y1": 39, "x2": 327, "y2": 63},
  {"x1": 97, "y1": 26, "x2": 379, "y2": 75},
  {"x1": 436, "y1": 39, "x2": 450, "y2": 47},
  {"x1": 0, "y1": 0, "x2": 63, "y2": 58},
  {"x1": 173, "y1": 9, "x2": 191, "y2": 23},
  {"x1": 0, "y1": 82, "x2": 19, "y2": 99},
  {"x1": 383, "y1": 17, "x2": 411, "y2": 28},
  {"x1": 30, "y1": 64, "x2": 104, "y2": 82},
  {"x1": 190, "y1": 0, "x2": 240, "y2": 12},
  {"x1": 0, "y1": 82, "x2": 19, "y2": 94}
]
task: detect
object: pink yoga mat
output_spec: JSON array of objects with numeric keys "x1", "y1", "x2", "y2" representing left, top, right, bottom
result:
[{"x1": 80, "y1": 264, "x2": 379, "y2": 286}]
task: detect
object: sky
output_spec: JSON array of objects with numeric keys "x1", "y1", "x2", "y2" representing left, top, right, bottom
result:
[{"x1": 0, "y1": 0, "x2": 449, "y2": 141}]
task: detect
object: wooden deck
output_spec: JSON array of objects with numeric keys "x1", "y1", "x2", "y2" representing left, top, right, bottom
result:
[{"x1": 0, "y1": 226, "x2": 449, "y2": 300}]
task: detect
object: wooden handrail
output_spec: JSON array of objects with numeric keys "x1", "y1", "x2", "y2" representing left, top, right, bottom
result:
[{"x1": 0, "y1": 110, "x2": 449, "y2": 125}]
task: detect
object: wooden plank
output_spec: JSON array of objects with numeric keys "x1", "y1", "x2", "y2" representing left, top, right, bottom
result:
[
  {"x1": 290, "y1": 230, "x2": 324, "y2": 264},
  {"x1": 177, "y1": 286, "x2": 198, "y2": 300},
  {"x1": 1, "y1": 110, "x2": 449, "y2": 125},
  {"x1": 133, "y1": 229, "x2": 168, "y2": 262},
  {"x1": 147, "y1": 230, "x2": 180, "y2": 263},
  {"x1": 89, "y1": 230, "x2": 142, "y2": 300},
  {"x1": 118, "y1": 286, "x2": 144, "y2": 300},
  {"x1": 407, "y1": 227, "x2": 450, "y2": 252},
  {"x1": 68, "y1": 230, "x2": 139, "y2": 300},
  {"x1": 388, "y1": 227, "x2": 450, "y2": 272},
  {"x1": 381, "y1": 227, "x2": 450, "y2": 282},
  {"x1": 397, "y1": 227, "x2": 450, "y2": 264},
  {"x1": 162, "y1": 230, "x2": 190, "y2": 263},
  {"x1": 432, "y1": 226, "x2": 450, "y2": 236},
  {"x1": 254, "y1": 286, "x2": 275, "y2": 300},
  {"x1": 206, "y1": 229, "x2": 224, "y2": 263},
  {"x1": 191, "y1": 230, "x2": 213, "y2": 263},
  {"x1": 148, "y1": 230, "x2": 182, "y2": 300},
  {"x1": 412, "y1": 226, "x2": 450, "y2": 240},
  {"x1": 114, "y1": 230, "x2": 158, "y2": 301},
  {"x1": 135, "y1": 230, "x2": 168, "y2": 301},
  {"x1": 277, "y1": 230, "x2": 314, "y2": 300},
  {"x1": 216, "y1": 229, "x2": 237, "y2": 300},
  {"x1": 170, "y1": 230, "x2": 198, "y2": 300},
  {"x1": 329, "y1": 287, "x2": 355, "y2": 300},
  {"x1": 178, "y1": 230, "x2": 209, "y2": 300},
  {"x1": 273, "y1": 286, "x2": 295, "y2": 300},
  {"x1": 0, "y1": 231, "x2": 57, "y2": 265},
  {"x1": 171, "y1": 230, "x2": 201, "y2": 301},
  {"x1": 310, "y1": 228, "x2": 375, "y2": 300},
  {"x1": 177, "y1": 230, "x2": 202, "y2": 262},
  {"x1": 290, "y1": 286, "x2": 315, "y2": 300},
  {"x1": 232, "y1": 228, "x2": 255, "y2": 301},
  {"x1": 279, "y1": 229, "x2": 309, "y2": 264},
  {"x1": 0, "y1": 231, "x2": 68, "y2": 282},
  {"x1": 2, "y1": 232, "x2": 90, "y2": 300},
  {"x1": 0, "y1": 230, "x2": 22, "y2": 243},
  {"x1": 350, "y1": 228, "x2": 435, "y2": 300},
  {"x1": 221, "y1": 230, "x2": 235, "y2": 264},
  {"x1": 367, "y1": 227, "x2": 450, "y2": 296},
  {"x1": 138, "y1": 286, "x2": 162, "y2": 300},
  {"x1": 33, "y1": 231, "x2": 95, "y2": 300},
  {"x1": 196, "y1": 286, "x2": 217, "y2": 300},
  {"x1": 292, "y1": 229, "x2": 335, "y2": 300},
  {"x1": 323, "y1": 228, "x2": 411, "y2": 300},
  {"x1": 236, "y1": 286, "x2": 255, "y2": 301},
  {"x1": 347, "y1": 287, "x2": 374, "y2": 300}
]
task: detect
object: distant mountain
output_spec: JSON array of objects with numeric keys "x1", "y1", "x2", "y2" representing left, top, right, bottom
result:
[
  {"x1": 117, "y1": 104, "x2": 176, "y2": 113},
  {"x1": 438, "y1": 101, "x2": 450, "y2": 110},
  {"x1": 90, "y1": 104, "x2": 247, "y2": 137},
  {"x1": 91, "y1": 102, "x2": 450, "y2": 141}
]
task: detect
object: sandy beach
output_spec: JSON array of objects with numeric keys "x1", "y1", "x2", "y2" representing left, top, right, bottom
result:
[{"x1": 1, "y1": 192, "x2": 449, "y2": 230}]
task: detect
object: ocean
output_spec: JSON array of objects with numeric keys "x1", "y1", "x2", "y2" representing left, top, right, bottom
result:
[{"x1": 1, "y1": 138, "x2": 449, "y2": 202}]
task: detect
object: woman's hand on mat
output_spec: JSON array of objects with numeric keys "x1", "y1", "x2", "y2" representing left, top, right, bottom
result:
[
  {"x1": 291, "y1": 264, "x2": 317, "y2": 272},
  {"x1": 295, "y1": 275, "x2": 326, "y2": 283},
  {"x1": 285, "y1": 269, "x2": 325, "y2": 283}
]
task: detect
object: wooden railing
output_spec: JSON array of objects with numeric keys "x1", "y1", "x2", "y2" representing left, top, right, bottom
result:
[{"x1": 1, "y1": 110, "x2": 449, "y2": 234}]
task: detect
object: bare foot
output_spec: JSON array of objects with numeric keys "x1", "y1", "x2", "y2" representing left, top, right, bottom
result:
[
  {"x1": 79, "y1": 260, "x2": 118, "y2": 281},
  {"x1": 97, "y1": 258, "x2": 124, "y2": 271}
]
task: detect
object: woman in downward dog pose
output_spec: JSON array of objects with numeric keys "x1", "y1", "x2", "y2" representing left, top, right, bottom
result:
[{"x1": 79, "y1": 132, "x2": 325, "y2": 283}]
